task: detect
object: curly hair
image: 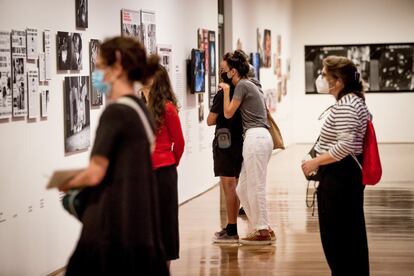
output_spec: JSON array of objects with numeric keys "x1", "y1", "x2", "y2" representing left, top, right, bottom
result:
[{"x1": 147, "y1": 64, "x2": 179, "y2": 129}]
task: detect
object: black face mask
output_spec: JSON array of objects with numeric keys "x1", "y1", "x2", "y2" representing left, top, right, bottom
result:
[{"x1": 221, "y1": 71, "x2": 233, "y2": 84}]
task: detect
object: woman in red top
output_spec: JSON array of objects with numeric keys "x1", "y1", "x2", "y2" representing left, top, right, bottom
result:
[{"x1": 141, "y1": 64, "x2": 185, "y2": 268}]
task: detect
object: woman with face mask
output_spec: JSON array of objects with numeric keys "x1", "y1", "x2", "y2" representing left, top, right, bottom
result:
[
  {"x1": 301, "y1": 55, "x2": 370, "y2": 275},
  {"x1": 207, "y1": 52, "x2": 244, "y2": 243},
  {"x1": 59, "y1": 37, "x2": 168, "y2": 275},
  {"x1": 219, "y1": 50, "x2": 275, "y2": 245}
]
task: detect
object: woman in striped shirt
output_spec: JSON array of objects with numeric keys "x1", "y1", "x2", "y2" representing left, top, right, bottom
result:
[{"x1": 301, "y1": 56, "x2": 370, "y2": 276}]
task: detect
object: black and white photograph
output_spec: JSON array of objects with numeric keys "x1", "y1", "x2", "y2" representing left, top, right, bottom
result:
[
  {"x1": 89, "y1": 39, "x2": 102, "y2": 106},
  {"x1": 0, "y1": 31, "x2": 12, "y2": 119},
  {"x1": 64, "y1": 76, "x2": 90, "y2": 153},
  {"x1": 305, "y1": 43, "x2": 414, "y2": 93},
  {"x1": 121, "y1": 9, "x2": 142, "y2": 42},
  {"x1": 26, "y1": 28, "x2": 38, "y2": 60},
  {"x1": 43, "y1": 30, "x2": 52, "y2": 80},
  {"x1": 11, "y1": 30, "x2": 27, "y2": 117},
  {"x1": 157, "y1": 44, "x2": 172, "y2": 74},
  {"x1": 76, "y1": 0, "x2": 88, "y2": 28},
  {"x1": 41, "y1": 89, "x2": 49, "y2": 118},
  {"x1": 56, "y1": 32, "x2": 82, "y2": 71},
  {"x1": 56, "y1": 32, "x2": 71, "y2": 70},
  {"x1": 38, "y1": 52, "x2": 46, "y2": 82},
  {"x1": 27, "y1": 69, "x2": 39, "y2": 119},
  {"x1": 141, "y1": 10, "x2": 156, "y2": 55}
]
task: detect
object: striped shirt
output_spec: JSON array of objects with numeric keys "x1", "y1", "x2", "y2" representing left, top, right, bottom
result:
[{"x1": 315, "y1": 93, "x2": 369, "y2": 161}]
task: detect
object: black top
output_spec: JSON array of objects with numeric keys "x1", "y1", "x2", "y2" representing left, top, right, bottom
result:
[
  {"x1": 66, "y1": 95, "x2": 168, "y2": 275},
  {"x1": 210, "y1": 87, "x2": 243, "y2": 139}
]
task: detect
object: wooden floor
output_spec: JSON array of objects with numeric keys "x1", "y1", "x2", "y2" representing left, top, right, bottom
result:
[{"x1": 170, "y1": 144, "x2": 414, "y2": 276}]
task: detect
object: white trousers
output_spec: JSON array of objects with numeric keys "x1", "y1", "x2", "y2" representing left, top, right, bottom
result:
[{"x1": 236, "y1": 127, "x2": 273, "y2": 231}]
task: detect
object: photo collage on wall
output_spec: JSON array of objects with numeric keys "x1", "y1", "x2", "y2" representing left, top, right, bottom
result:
[
  {"x1": 157, "y1": 44, "x2": 172, "y2": 75},
  {"x1": 305, "y1": 43, "x2": 414, "y2": 93},
  {"x1": 0, "y1": 31, "x2": 12, "y2": 119},
  {"x1": 64, "y1": 76, "x2": 90, "y2": 153},
  {"x1": 11, "y1": 30, "x2": 27, "y2": 118}
]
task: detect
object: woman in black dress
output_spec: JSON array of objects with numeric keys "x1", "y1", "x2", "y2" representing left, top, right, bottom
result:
[{"x1": 59, "y1": 37, "x2": 168, "y2": 275}]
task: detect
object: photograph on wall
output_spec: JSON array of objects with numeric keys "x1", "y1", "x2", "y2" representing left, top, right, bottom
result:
[
  {"x1": 27, "y1": 70, "x2": 39, "y2": 119},
  {"x1": 249, "y1": 52, "x2": 260, "y2": 81},
  {"x1": 277, "y1": 35, "x2": 282, "y2": 56},
  {"x1": 89, "y1": 39, "x2": 102, "y2": 106},
  {"x1": 198, "y1": 29, "x2": 209, "y2": 74},
  {"x1": 11, "y1": 30, "x2": 27, "y2": 117},
  {"x1": 121, "y1": 9, "x2": 142, "y2": 42},
  {"x1": 43, "y1": 30, "x2": 52, "y2": 80},
  {"x1": 190, "y1": 48, "x2": 205, "y2": 93},
  {"x1": 208, "y1": 30, "x2": 216, "y2": 108},
  {"x1": 141, "y1": 10, "x2": 156, "y2": 55},
  {"x1": 56, "y1": 32, "x2": 83, "y2": 71},
  {"x1": 26, "y1": 28, "x2": 38, "y2": 60},
  {"x1": 274, "y1": 54, "x2": 282, "y2": 79},
  {"x1": 38, "y1": 52, "x2": 46, "y2": 82},
  {"x1": 41, "y1": 89, "x2": 49, "y2": 118},
  {"x1": 64, "y1": 76, "x2": 90, "y2": 153},
  {"x1": 305, "y1": 43, "x2": 414, "y2": 93},
  {"x1": 157, "y1": 44, "x2": 172, "y2": 74},
  {"x1": 76, "y1": 0, "x2": 88, "y2": 28},
  {"x1": 0, "y1": 31, "x2": 12, "y2": 119},
  {"x1": 263, "y1": 29, "x2": 271, "y2": 68},
  {"x1": 264, "y1": 89, "x2": 276, "y2": 112},
  {"x1": 256, "y1": 28, "x2": 264, "y2": 67}
]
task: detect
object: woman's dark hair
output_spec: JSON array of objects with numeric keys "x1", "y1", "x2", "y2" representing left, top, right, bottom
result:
[
  {"x1": 323, "y1": 55, "x2": 366, "y2": 101},
  {"x1": 99, "y1": 37, "x2": 159, "y2": 84},
  {"x1": 223, "y1": 50, "x2": 250, "y2": 78},
  {"x1": 148, "y1": 64, "x2": 179, "y2": 129}
]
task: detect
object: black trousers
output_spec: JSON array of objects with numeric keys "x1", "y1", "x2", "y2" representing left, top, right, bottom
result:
[
  {"x1": 317, "y1": 155, "x2": 369, "y2": 276},
  {"x1": 155, "y1": 165, "x2": 179, "y2": 261}
]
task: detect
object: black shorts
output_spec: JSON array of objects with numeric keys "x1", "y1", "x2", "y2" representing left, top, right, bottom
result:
[{"x1": 212, "y1": 138, "x2": 243, "y2": 178}]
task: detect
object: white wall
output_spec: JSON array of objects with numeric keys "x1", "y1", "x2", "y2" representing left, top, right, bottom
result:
[
  {"x1": 230, "y1": 0, "x2": 295, "y2": 145},
  {"x1": 291, "y1": 0, "x2": 414, "y2": 143},
  {"x1": 0, "y1": 0, "x2": 217, "y2": 275}
]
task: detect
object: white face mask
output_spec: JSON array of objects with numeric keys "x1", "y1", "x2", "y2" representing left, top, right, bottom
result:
[{"x1": 315, "y1": 75, "x2": 330, "y2": 94}]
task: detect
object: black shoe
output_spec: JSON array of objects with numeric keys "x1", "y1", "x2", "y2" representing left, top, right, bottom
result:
[{"x1": 238, "y1": 207, "x2": 246, "y2": 216}]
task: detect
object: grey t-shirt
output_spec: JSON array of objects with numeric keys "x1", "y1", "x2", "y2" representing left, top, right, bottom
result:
[{"x1": 233, "y1": 79, "x2": 268, "y2": 132}]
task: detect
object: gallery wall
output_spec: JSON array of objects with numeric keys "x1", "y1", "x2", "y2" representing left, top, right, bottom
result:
[
  {"x1": 0, "y1": 0, "x2": 218, "y2": 275},
  {"x1": 290, "y1": 0, "x2": 414, "y2": 143}
]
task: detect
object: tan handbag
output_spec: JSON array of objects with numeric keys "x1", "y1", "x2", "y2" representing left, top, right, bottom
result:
[{"x1": 266, "y1": 109, "x2": 285, "y2": 150}]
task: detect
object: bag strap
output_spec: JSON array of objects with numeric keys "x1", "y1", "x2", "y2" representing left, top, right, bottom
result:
[{"x1": 115, "y1": 96, "x2": 155, "y2": 153}]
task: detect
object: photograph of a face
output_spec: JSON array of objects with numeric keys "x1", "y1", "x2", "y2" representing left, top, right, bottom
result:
[
  {"x1": 263, "y1": 29, "x2": 271, "y2": 68},
  {"x1": 76, "y1": 0, "x2": 88, "y2": 28},
  {"x1": 57, "y1": 32, "x2": 83, "y2": 71},
  {"x1": 89, "y1": 39, "x2": 102, "y2": 106},
  {"x1": 64, "y1": 76, "x2": 90, "y2": 153}
]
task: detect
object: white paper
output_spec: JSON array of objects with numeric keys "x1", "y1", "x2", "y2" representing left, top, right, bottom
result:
[
  {"x1": 43, "y1": 30, "x2": 52, "y2": 80},
  {"x1": 26, "y1": 28, "x2": 38, "y2": 60},
  {"x1": 41, "y1": 89, "x2": 49, "y2": 117},
  {"x1": 121, "y1": 9, "x2": 142, "y2": 41},
  {"x1": 46, "y1": 168, "x2": 84, "y2": 189},
  {"x1": 0, "y1": 31, "x2": 12, "y2": 119},
  {"x1": 27, "y1": 69, "x2": 38, "y2": 119},
  {"x1": 11, "y1": 30, "x2": 27, "y2": 117},
  {"x1": 157, "y1": 44, "x2": 172, "y2": 74},
  {"x1": 38, "y1": 52, "x2": 46, "y2": 82},
  {"x1": 141, "y1": 10, "x2": 156, "y2": 55}
]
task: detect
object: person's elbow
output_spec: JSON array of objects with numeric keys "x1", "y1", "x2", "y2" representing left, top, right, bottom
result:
[{"x1": 224, "y1": 110, "x2": 233, "y2": 119}]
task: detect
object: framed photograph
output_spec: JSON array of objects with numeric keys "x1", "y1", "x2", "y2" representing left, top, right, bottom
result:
[
  {"x1": 64, "y1": 76, "x2": 90, "y2": 153},
  {"x1": 305, "y1": 43, "x2": 414, "y2": 93},
  {"x1": 256, "y1": 28, "x2": 264, "y2": 66},
  {"x1": 76, "y1": 0, "x2": 88, "y2": 28},
  {"x1": 141, "y1": 10, "x2": 156, "y2": 55},
  {"x1": 0, "y1": 31, "x2": 12, "y2": 119},
  {"x1": 157, "y1": 44, "x2": 172, "y2": 74},
  {"x1": 56, "y1": 32, "x2": 82, "y2": 71},
  {"x1": 11, "y1": 30, "x2": 27, "y2": 117},
  {"x1": 249, "y1": 52, "x2": 260, "y2": 80},
  {"x1": 89, "y1": 39, "x2": 102, "y2": 106},
  {"x1": 263, "y1": 29, "x2": 271, "y2": 68},
  {"x1": 121, "y1": 9, "x2": 142, "y2": 41}
]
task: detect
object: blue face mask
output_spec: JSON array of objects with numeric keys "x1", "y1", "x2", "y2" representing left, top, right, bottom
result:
[{"x1": 92, "y1": 69, "x2": 111, "y2": 94}]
